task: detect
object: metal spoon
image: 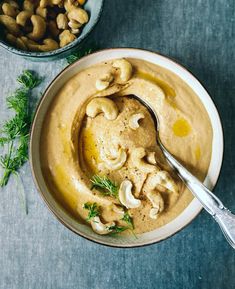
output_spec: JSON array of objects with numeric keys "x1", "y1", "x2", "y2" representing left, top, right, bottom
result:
[{"x1": 130, "y1": 94, "x2": 235, "y2": 249}]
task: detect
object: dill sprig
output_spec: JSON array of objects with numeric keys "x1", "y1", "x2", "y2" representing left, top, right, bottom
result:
[
  {"x1": 122, "y1": 211, "x2": 134, "y2": 229},
  {"x1": 108, "y1": 225, "x2": 128, "y2": 235},
  {"x1": 66, "y1": 45, "x2": 99, "y2": 64},
  {"x1": 83, "y1": 202, "x2": 100, "y2": 221},
  {"x1": 90, "y1": 175, "x2": 119, "y2": 198},
  {"x1": 0, "y1": 70, "x2": 42, "y2": 210}
]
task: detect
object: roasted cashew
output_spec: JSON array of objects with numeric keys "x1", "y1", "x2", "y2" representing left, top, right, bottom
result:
[
  {"x1": 112, "y1": 59, "x2": 133, "y2": 82},
  {"x1": 129, "y1": 113, "x2": 144, "y2": 130},
  {"x1": 119, "y1": 180, "x2": 141, "y2": 209},
  {"x1": 2, "y1": 3, "x2": 19, "y2": 18},
  {"x1": 67, "y1": 7, "x2": 88, "y2": 24},
  {"x1": 90, "y1": 216, "x2": 115, "y2": 235},
  {"x1": 86, "y1": 97, "x2": 118, "y2": 120},
  {"x1": 36, "y1": 6, "x2": 47, "y2": 18},
  {"x1": 59, "y1": 29, "x2": 76, "y2": 47},
  {"x1": 16, "y1": 10, "x2": 33, "y2": 26},
  {"x1": 131, "y1": 147, "x2": 159, "y2": 174},
  {"x1": 148, "y1": 171, "x2": 179, "y2": 194},
  {"x1": 100, "y1": 147, "x2": 127, "y2": 170},
  {"x1": 68, "y1": 19, "x2": 82, "y2": 29},
  {"x1": 5, "y1": 32, "x2": 16, "y2": 45},
  {"x1": 4, "y1": 0, "x2": 19, "y2": 9},
  {"x1": 0, "y1": 15, "x2": 20, "y2": 36},
  {"x1": 27, "y1": 38, "x2": 59, "y2": 51},
  {"x1": 23, "y1": 0, "x2": 35, "y2": 12},
  {"x1": 27, "y1": 15, "x2": 46, "y2": 41},
  {"x1": 96, "y1": 73, "x2": 114, "y2": 91},
  {"x1": 56, "y1": 13, "x2": 68, "y2": 29},
  {"x1": 16, "y1": 37, "x2": 27, "y2": 50},
  {"x1": 39, "y1": 0, "x2": 62, "y2": 8},
  {"x1": 147, "y1": 190, "x2": 164, "y2": 219}
]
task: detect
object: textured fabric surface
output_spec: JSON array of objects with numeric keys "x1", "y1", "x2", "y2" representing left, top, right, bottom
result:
[{"x1": 0, "y1": 0, "x2": 234, "y2": 288}]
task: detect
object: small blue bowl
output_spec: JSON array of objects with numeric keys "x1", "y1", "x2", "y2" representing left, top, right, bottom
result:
[{"x1": 0, "y1": 0, "x2": 104, "y2": 61}]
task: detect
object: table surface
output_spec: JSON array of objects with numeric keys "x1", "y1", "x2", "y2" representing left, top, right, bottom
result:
[{"x1": 0, "y1": 1, "x2": 235, "y2": 288}]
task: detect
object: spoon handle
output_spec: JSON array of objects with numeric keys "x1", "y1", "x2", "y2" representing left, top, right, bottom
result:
[{"x1": 160, "y1": 143, "x2": 235, "y2": 249}]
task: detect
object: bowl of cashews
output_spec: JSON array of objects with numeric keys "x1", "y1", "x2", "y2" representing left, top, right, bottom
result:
[
  {"x1": 30, "y1": 48, "x2": 223, "y2": 247},
  {"x1": 0, "y1": 0, "x2": 104, "y2": 60}
]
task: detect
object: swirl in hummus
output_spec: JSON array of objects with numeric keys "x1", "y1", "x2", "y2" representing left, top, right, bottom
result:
[{"x1": 40, "y1": 58, "x2": 212, "y2": 235}]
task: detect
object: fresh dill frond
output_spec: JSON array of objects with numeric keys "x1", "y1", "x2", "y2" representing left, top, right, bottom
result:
[
  {"x1": 122, "y1": 211, "x2": 134, "y2": 229},
  {"x1": 108, "y1": 225, "x2": 128, "y2": 235},
  {"x1": 83, "y1": 202, "x2": 100, "y2": 221},
  {"x1": 66, "y1": 45, "x2": 99, "y2": 64},
  {"x1": 17, "y1": 70, "x2": 42, "y2": 89},
  {"x1": 91, "y1": 175, "x2": 119, "y2": 198}
]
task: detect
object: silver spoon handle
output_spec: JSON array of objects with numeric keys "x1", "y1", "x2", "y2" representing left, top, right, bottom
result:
[{"x1": 160, "y1": 143, "x2": 235, "y2": 249}]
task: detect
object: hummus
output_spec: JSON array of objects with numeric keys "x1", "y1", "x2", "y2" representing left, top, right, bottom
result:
[{"x1": 40, "y1": 58, "x2": 213, "y2": 235}]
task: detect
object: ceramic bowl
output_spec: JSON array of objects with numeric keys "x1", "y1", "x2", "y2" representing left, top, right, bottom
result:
[
  {"x1": 30, "y1": 48, "x2": 224, "y2": 247},
  {"x1": 0, "y1": 0, "x2": 104, "y2": 61}
]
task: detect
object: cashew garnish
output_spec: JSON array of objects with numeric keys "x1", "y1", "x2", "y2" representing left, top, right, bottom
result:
[
  {"x1": 91, "y1": 216, "x2": 115, "y2": 235},
  {"x1": 147, "y1": 190, "x2": 164, "y2": 219},
  {"x1": 86, "y1": 97, "x2": 118, "y2": 120},
  {"x1": 27, "y1": 15, "x2": 46, "y2": 41},
  {"x1": 96, "y1": 73, "x2": 114, "y2": 91},
  {"x1": 129, "y1": 113, "x2": 144, "y2": 130},
  {"x1": 59, "y1": 29, "x2": 76, "y2": 47},
  {"x1": 148, "y1": 171, "x2": 179, "y2": 194},
  {"x1": 146, "y1": 151, "x2": 157, "y2": 165},
  {"x1": 0, "y1": 15, "x2": 20, "y2": 36},
  {"x1": 112, "y1": 59, "x2": 133, "y2": 82},
  {"x1": 131, "y1": 147, "x2": 159, "y2": 173},
  {"x1": 101, "y1": 147, "x2": 127, "y2": 170},
  {"x1": 119, "y1": 180, "x2": 141, "y2": 209}
]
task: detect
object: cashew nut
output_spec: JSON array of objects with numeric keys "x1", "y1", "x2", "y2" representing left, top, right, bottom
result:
[
  {"x1": 5, "y1": 33, "x2": 16, "y2": 45},
  {"x1": 68, "y1": 19, "x2": 82, "y2": 29},
  {"x1": 146, "y1": 151, "x2": 157, "y2": 165},
  {"x1": 56, "y1": 13, "x2": 68, "y2": 29},
  {"x1": 129, "y1": 113, "x2": 144, "y2": 130},
  {"x1": 59, "y1": 29, "x2": 76, "y2": 47},
  {"x1": 147, "y1": 190, "x2": 164, "y2": 219},
  {"x1": 67, "y1": 7, "x2": 89, "y2": 24},
  {"x1": 119, "y1": 180, "x2": 141, "y2": 209},
  {"x1": 27, "y1": 38, "x2": 59, "y2": 51},
  {"x1": 27, "y1": 15, "x2": 46, "y2": 41},
  {"x1": 148, "y1": 171, "x2": 179, "y2": 194},
  {"x1": 112, "y1": 204, "x2": 125, "y2": 215},
  {"x1": 100, "y1": 147, "x2": 127, "y2": 170},
  {"x1": 23, "y1": 0, "x2": 35, "y2": 12},
  {"x1": 2, "y1": 3, "x2": 19, "y2": 18},
  {"x1": 36, "y1": 6, "x2": 47, "y2": 18},
  {"x1": 90, "y1": 216, "x2": 115, "y2": 235},
  {"x1": 96, "y1": 73, "x2": 114, "y2": 91},
  {"x1": 4, "y1": 0, "x2": 19, "y2": 9},
  {"x1": 112, "y1": 59, "x2": 133, "y2": 82},
  {"x1": 16, "y1": 11, "x2": 33, "y2": 26},
  {"x1": 131, "y1": 147, "x2": 159, "y2": 174},
  {"x1": 39, "y1": 0, "x2": 62, "y2": 8},
  {"x1": 0, "y1": 15, "x2": 20, "y2": 36},
  {"x1": 16, "y1": 37, "x2": 28, "y2": 50},
  {"x1": 86, "y1": 97, "x2": 118, "y2": 120}
]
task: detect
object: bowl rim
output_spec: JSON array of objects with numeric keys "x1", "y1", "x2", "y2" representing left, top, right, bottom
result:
[
  {"x1": 30, "y1": 47, "x2": 224, "y2": 248},
  {"x1": 0, "y1": 0, "x2": 104, "y2": 58}
]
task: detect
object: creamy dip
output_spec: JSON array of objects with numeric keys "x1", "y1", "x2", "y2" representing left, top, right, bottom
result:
[{"x1": 40, "y1": 58, "x2": 213, "y2": 234}]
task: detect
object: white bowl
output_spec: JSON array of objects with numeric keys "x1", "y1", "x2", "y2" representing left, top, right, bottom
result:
[{"x1": 30, "y1": 48, "x2": 224, "y2": 247}]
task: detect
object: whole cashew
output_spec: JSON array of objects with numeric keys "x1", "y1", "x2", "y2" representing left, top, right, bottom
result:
[
  {"x1": 36, "y1": 6, "x2": 47, "y2": 18},
  {"x1": 39, "y1": 0, "x2": 62, "y2": 8},
  {"x1": 90, "y1": 216, "x2": 115, "y2": 235},
  {"x1": 146, "y1": 151, "x2": 157, "y2": 165},
  {"x1": 131, "y1": 147, "x2": 159, "y2": 174},
  {"x1": 23, "y1": 0, "x2": 35, "y2": 12},
  {"x1": 5, "y1": 32, "x2": 16, "y2": 45},
  {"x1": 100, "y1": 147, "x2": 127, "y2": 170},
  {"x1": 147, "y1": 190, "x2": 164, "y2": 219},
  {"x1": 68, "y1": 19, "x2": 82, "y2": 29},
  {"x1": 86, "y1": 97, "x2": 118, "y2": 120},
  {"x1": 0, "y1": 15, "x2": 20, "y2": 36},
  {"x1": 148, "y1": 171, "x2": 179, "y2": 195},
  {"x1": 4, "y1": 0, "x2": 19, "y2": 9},
  {"x1": 16, "y1": 37, "x2": 27, "y2": 50},
  {"x1": 96, "y1": 73, "x2": 114, "y2": 91},
  {"x1": 27, "y1": 15, "x2": 46, "y2": 41},
  {"x1": 2, "y1": 3, "x2": 19, "y2": 18},
  {"x1": 27, "y1": 38, "x2": 59, "y2": 51},
  {"x1": 59, "y1": 29, "x2": 76, "y2": 47},
  {"x1": 67, "y1": 7, "x2": 88, "y2": 24},
  {"x1": 16, "y1": 10, "x2": 33, "y2": 26},
  {"x1": 56, "y1": 13, "x2": 68, "y2": 29},
  {"x1": 119, "y1": 180, "x2": 141, "y2": 209},
  {"x1": 112, "y1": 58, "x2": 133, "y2": 82},
  {"x1": 128, "y1": 113, "x2": 144, "y2": 130}
]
